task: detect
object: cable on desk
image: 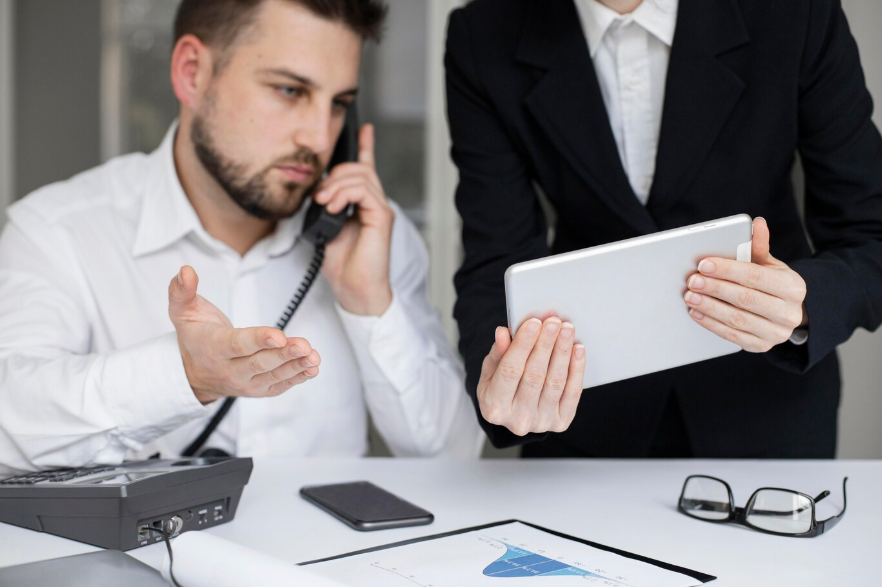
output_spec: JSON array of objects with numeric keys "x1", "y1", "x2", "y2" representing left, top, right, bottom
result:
[{"x1": 141, "y1": 525, "x2": 183, "y2": 587}]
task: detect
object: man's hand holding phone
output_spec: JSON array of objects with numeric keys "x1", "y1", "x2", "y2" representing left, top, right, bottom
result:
[
  {"x1": 314, "y1": 123, "x2": 395, "y2": 317},
  {"x1": 477, "y1": 318, "x2": 586, "y2": 436},
  {"x1": 169, "y1": 265, "x2": 322, "y2": 405}
]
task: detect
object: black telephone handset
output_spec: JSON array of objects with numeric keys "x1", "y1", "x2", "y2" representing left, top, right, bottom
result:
[
  {"x1": 301, "y1": 103, "x2": 359, "y2": 245},
  {"x1": 181, "y1": 104, "x2": 361, "y2": 459}
]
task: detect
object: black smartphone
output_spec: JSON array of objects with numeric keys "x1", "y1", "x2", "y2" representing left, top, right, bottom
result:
[
  {"x1": 301, "y1": 103, "x2": 359, "y2": 246},
  {"x1": 300, "y1": 481, "x2": 434, "y2": 532}
]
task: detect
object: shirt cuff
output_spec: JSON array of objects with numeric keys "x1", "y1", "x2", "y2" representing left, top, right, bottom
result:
[
  {"x1": 102, "y1": 332, "x2": 211, "y2": 444},
  {"x1": 335, "y1": 291, "x2": 428, "y2": 391},
  {"x1": 789, "y1": 327, "x2": 809, "y2": 346}
]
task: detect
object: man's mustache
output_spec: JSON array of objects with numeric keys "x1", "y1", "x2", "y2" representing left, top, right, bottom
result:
[{"x1": 272, "y1": 149, "x2": 320, "y2": 170}]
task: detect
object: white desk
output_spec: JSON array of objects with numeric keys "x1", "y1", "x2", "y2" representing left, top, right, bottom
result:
[{"x1": 0, "y1": 458, "x2": 875, "y2": 586}]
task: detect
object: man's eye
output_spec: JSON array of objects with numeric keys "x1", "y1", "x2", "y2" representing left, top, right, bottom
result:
[{"x1": 277, "y1": 86, "x2": 304, "y2": 99}]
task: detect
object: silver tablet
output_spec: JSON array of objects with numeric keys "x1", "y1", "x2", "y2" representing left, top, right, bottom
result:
[{"x1": 505, "y1": 214, "x2": 754, "y2": 389}]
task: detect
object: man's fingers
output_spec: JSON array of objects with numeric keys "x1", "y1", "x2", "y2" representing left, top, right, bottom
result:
[
  {"x1": 324, "y1": 185, "x2": 383, "y2": 216},
  {"x1": 511, "y1": 318, "x2": 562, "y2": 415},
  {"x1": 535, "y1": 322, "x2": 575, "y2": 427},
  {"x1": 225, "y1": 326, "x2": 288, "y2": 359},
  {"x1": 324, "y1": 162, "x2": 383, "y2": 192},
  {"x1": 252, "y1": 349, "x2": 320, "y2": 388},
  {"x1": 233, "y1": 337, "x2": 310, "y2": 376},
  {"x1": 556, "y1": 344, "x2": 586, "y2": 431},
  {"x1": 317, "y1": 173, "x2": 383, "y2": 206},
  {"x1": 266, "y1": 369, "x2": 318, "y2": 397},
  {"x1": 318, "y1": 175, "x2": 368, "y2": 204},
  {"x1": 358, "y1": 123, "x2": 375, "y2": 167}
]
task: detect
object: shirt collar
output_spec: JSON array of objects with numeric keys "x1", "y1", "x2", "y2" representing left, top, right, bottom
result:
[
  {"x1": 264, "y1": 204, "x2": 306, "y2": 258},
  {"x1": 132, "y1": 123, "x2": 305, "y2": 259},
  {"x1": 132, "y1": 123, "x2": 202, "y2": 258},
  {"x1": 575, "y1": 0, "x2": 678, "y2": 58}
]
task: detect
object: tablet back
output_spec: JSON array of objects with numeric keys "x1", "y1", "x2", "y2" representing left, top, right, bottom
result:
[{"x1": 504, "y1": 215, "x2": 753, "y2": 389}]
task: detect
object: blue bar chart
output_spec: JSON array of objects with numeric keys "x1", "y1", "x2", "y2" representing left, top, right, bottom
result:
[{"x1": 482, "y1": 541, "x2": 617, "y2": 580}]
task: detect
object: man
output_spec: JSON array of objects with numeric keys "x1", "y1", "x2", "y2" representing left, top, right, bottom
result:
[
  {"x1": 0, "y1": 0, "x2": 481, "y2": 475},
  {"x1": 447, "y1": 0, "x2": 882, "y2": 457}
]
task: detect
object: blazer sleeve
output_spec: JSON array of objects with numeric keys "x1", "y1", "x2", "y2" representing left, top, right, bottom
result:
[
  {"x1": 445, "y1": 9, "x2": 553, "y2": 448},
  {"x1": 768, "y1": 0, "x2": 882, "y2": 373}
]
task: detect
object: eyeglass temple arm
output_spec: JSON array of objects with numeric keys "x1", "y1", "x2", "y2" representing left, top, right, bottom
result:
[
  {"x1": 813, "y1": 490, "x2": 830, "y2": 502},
  {"x1": 817, "y1": 477, "x2": 848, "y2": 534}
]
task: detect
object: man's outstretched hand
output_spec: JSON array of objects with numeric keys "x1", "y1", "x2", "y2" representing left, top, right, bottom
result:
[{"x1": 169, "y1": 265, "x2": 321, "y2": 404}]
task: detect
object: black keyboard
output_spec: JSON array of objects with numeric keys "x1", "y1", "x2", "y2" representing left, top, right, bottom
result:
[{"x1": 0, "y1": 465, "x2": 118, "y2": 484}]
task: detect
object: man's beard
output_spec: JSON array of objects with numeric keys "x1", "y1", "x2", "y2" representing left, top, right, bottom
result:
[{"x1": 191, "y1": 112, "x2": 321, "y2": 221}]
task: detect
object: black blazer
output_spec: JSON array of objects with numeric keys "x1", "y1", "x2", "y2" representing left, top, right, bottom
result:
[{"x1": 446, "y1": 0, "x2": 882, "y2": 458}]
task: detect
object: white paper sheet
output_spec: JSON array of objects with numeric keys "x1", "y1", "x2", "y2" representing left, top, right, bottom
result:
[
  {"x1": 305, "y1": 522, "x2": 706, "y2": 587},
  {"x1": 160, "y1": 532, "x2": 346, "y2": 587}
]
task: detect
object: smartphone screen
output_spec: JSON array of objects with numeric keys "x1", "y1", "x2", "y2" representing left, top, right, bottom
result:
[{"x1": 300, "y1": 481, "x2": 433, "y2": 531}]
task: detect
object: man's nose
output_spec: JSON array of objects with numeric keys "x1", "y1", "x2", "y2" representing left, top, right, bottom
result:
[{"x1": 293, "y1": 105, "x2": 335, "y2": 156}]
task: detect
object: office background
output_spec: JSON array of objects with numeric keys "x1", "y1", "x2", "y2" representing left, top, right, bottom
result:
[{"x1": 0, "y1": 0, "x2": 879, "y2": 458}]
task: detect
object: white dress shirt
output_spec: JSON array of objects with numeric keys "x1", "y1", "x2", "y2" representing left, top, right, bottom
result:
[
  {"x1": 0, "y1": 125, "x2": 483, "y2": 475},
  {"x1": 574, "y1": 0, "x2": 677, "y2": 204}
]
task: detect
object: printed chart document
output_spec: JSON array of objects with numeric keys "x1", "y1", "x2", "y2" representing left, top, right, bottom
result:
[{"x1": 303, "y1": 520, "x2": 715, "y2": 587}]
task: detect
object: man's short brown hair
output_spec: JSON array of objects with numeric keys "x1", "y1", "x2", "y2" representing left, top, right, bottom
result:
[{"x1": 174, "y1": 0, "x2": 387, "y2": 69}]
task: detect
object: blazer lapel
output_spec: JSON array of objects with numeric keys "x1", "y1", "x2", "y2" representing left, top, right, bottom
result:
[
  {"x1": 516, "y1": 0, "x2": 657, "y2": 235},
  {"x1": 647, "y1": 0, "x2": 750, "y2": 218}
]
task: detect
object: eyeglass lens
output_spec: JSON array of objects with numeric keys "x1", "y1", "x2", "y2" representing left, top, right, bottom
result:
[
  {"x1": 746, "y1": 489, "x2": 813, "y2": 534},
  {"x1": 681, "y1": 477, "x2": 731, "y2": 520}
]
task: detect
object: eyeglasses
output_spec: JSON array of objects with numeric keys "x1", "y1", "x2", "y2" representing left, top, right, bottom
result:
[{"x1": 677, "y1": 475, "x2": 848, "y2": 537}]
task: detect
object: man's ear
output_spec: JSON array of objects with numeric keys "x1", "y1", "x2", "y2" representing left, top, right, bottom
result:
[{"x1": 170, "y1": 34, "x2": 215, "y2": 109}]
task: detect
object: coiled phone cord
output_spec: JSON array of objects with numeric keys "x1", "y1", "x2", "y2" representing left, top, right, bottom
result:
[
  {"x1": 181, "y1": 240, "x2": 326, "y2": 457},
  {"x1": 275, "y1": 240, "x2": 325, "y2": 333}
]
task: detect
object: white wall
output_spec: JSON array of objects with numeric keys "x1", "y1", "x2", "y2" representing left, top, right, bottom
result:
[
  {"x1": 425, "y1": 0, "x2": 465, "y2": 343},
  {"x1": 0, "y1": 0, "x2": 14, "y2": 224},
  {"x1": 835, "y1": 0, "x2": 882, "y2": 459},
  {"x1": 13, "y1": 0, "x2": 102, "y2": 203}
]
